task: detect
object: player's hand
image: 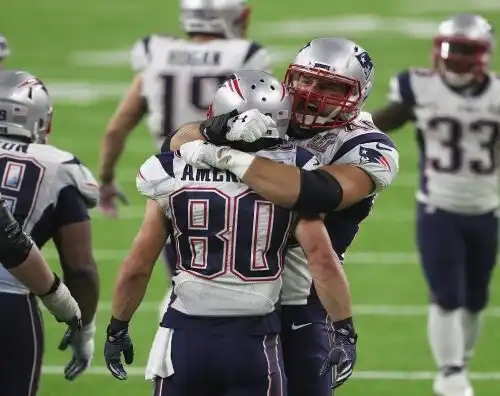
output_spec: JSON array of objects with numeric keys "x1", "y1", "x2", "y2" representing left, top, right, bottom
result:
[
  {"x1": 104, "y1": 317, "x2": 134, "y2": 380},
  {"x1": 226, "y1": 109, "x2": 278, "y2": 143},
  {"x1": 199, "y1": 109, "x2": 239, "y2": 145},
  {"x1": 99, "y1": 182, "x2": 130, "y2": 218},
  {"x1": 179, "y1": 140, "x2": 232, "y2": 170},
  {"x1": 319, "y1": 319, "x2": 358, "y2": 389},
  {"x1": 58, "y1": 319, "x2": 96, "y2": 381},
  {"x1": 38, "y1": 274, "x2": 82, "y2": 330}
]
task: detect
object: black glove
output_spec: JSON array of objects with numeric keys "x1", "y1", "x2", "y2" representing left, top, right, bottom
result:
[
  {"x1": 104, "y1": 317, "x2": 134, "y2": 380},
  {"x1": 199, "y1": 109, "x2": 239, "y2": 145},
  {"x1": 319, "y1": 317, "x2": 358, "y2": 389}
]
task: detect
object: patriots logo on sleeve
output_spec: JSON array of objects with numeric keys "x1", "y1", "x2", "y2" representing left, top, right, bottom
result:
[{"x1": 359, "y1": 146, "x2": 391, "y2": 170}]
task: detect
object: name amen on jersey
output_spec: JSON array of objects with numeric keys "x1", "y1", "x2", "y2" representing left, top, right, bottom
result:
[{"x1": 181, "y1": 164, "x2": 240, "y2": 183}]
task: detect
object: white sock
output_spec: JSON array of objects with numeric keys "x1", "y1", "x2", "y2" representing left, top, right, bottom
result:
[
  {"x1": 462, "y1": 309, "x2": 482, "y2": 362},
  {"x1": 428, "y1": 304, "x2": 464, "y2": 369}
]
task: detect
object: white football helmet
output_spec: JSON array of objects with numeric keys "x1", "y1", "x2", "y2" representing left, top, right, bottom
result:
[
  {"x1": 208, "y1": 70, "x2": 292, "y2": 139},
  {"x1": 284, "y1": 37, "x2": 374, "y2": 131},
  {"x1": 0, "y1": 34, "x2": 9, "y2": 62},
  {"x1": 433, "y1": 13, "x2": 494, "y2": 87},
  {"x1": 0, "y1": 70, "x2": 53, "y2": 143},
  {"x1": 180, "y1": 0, "x2": 250, "y2": 39}
]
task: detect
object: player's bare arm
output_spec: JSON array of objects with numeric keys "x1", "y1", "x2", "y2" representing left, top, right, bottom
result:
[
  {"x1": 54, "y1": 221, "x2": 99, "y2": 326},
  {"x1": 111, "y1": 199, "x2": 166, "y2": 321},
  {"x1": 166, "y1": 122, "x2": 204, "y2": 151},
  {"x1": 99, "y1": 74, "x2": 146, "y2": 183},
  {"x1": 372, "y1": 101, "x2": 414, "y2": 132},
  {"x1": 294, "y1": 216, "x2": 352, "y2": 321},
  {"x1": 240, "y1": 159, "x2": 374, "y2": 212}
]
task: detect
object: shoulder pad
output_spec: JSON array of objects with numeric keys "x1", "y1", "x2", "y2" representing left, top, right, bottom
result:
[
  {"x1": 241, "y1": 40, "x2": 272, "y2": 73},
  {"x1": 332, "y1": 131, "x2": 399, "y2": 193},
  {"x1": 27, "y1": 143, "x2": 74, "y2": 163},
  {"x1": 388, "y1": 69, "x2": 417, "y2": 106},
  {"x1": 136, "y1": 152, "x2": 175, "y2": 200},
  {"x1": 130, "y1": 34, "x2": 178, "y2": 72}
]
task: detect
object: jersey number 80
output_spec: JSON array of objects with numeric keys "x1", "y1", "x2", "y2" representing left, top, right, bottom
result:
[{"x1": 170, "y1": 188, "x2": 293, "y2": 282}]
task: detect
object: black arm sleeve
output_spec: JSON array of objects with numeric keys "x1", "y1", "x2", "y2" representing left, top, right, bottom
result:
[
  {"x1": 292, "y1": 169, "x2": 343, "y2": 214},
  {"x1": 0, "y1": 198, "x2": 33, "y2": 269}
]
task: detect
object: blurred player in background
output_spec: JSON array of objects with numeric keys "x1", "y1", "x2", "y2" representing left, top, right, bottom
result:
[
  {"x1": 372, "y1": 13, "x2": 497, "y2": 396},
  {"x1": 0, "y1": 34, "x2": 9, "y2": 67},
  {"x1": 104, "y1": 71, "x2": 354, "y2": 396},
  {"x1": 168, "y1": 37, "x2": 399, "y2": 395},
  {"x1": 98, "y1": 0, "x2": 270, "y2": 217},
  {"x1": 0, "y1": 70, "x2": 100, "y2": 391},
  {"x1": 98, "y1": 0, "x2": 271, "y2": 306}
]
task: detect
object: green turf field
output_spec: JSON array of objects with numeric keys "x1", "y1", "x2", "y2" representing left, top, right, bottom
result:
[{"x1": 3, "y1": 0, "x2": 500, "y2": 395}]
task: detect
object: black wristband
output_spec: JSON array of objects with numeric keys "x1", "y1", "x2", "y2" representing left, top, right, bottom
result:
[
  {"x1": 108, "y1": 316, "x2": 130, "y2": 333},
  {"x1": 39, "y1": 273, "x2": 61, "y2": 297},
  {"x1": 333, "y1": 317, "x2": 354, "y2": 330}
]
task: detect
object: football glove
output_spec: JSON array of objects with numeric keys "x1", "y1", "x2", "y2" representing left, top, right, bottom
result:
[
  {"x1": 199, "y1": 109, "x2": 238, "y2": 145},
  {"x1": 99, "y1": 182, "x2": 130, "y2": 218},
  {"x1": 38, "y1": 274, "x2": 82, "y2": 327},
  {"x1": 59, "y1": 319, "x2": 96, "y2": 381},
  {"x1": 225, "y1": 109, "x2": 278, "y2": 143},
  {"x1": 180, "y1": 140, "x2": 225, "y2": 170},
  {"x1": 319, "y1": 318, "x2": 358, "y2": 389},
  {"x1": 104, "y1": 317, "x2": 134, "y2": 380}
]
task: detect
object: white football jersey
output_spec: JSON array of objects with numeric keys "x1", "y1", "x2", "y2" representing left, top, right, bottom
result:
[
  {"x1": 389, "y1": 69, "x2": 500, "y2": 214},
  {"x1": 281, "y1": 112, "x2": 400, "y2": 305},
  {"x1": 137, "y1": 144, "x2": 318, "y2": 316},
  {"x1": 0, "y1": 138, "x2": 99, "y2": 294},
  {"x1": 132, "y1": 34, "x2": 271, "y2": 148}
]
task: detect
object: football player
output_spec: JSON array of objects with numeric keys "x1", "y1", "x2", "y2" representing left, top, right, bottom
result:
[
  {"x1": 104, "y1": 71, "x2": 354, "y2": 396},
  {"x1": 372, "y1": 13, "x2": 497, "y2": 396},
  {"x1": 165, "y1": 37, "x2": 400, "y2": 394},
  {"x1": 0, "y1": 70, "x2": 100, "y2": 393},
  {"x1": 98, "y1": 0, "x2": 270, "y2": 217}
]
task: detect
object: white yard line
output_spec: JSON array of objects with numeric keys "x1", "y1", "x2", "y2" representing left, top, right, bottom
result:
[
  {"x1": 38, "y1": 302, "x2": 500, "y2": 317},
  {"x1": 40, "y1": 365, "x2": 500, "y2": 380}
]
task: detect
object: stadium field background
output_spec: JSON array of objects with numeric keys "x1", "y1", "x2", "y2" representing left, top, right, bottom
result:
[{"x1": 3, "y1": 0, "x2": 500, "y2": 394}]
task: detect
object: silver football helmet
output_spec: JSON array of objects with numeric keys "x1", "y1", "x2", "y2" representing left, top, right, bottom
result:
[
  {"x1": 284, "y1": 37, "x2": 374, "y2": 131},
  {"x1": 0, "y1": 70, "x2": 53, "y2": 143},
  {"x1": 434, "y1": 14, "x2": 494, "y2": 87},
  {"x1": 180, "y1": 0, "x2": 250, "y2": 39},
  {"x1": 0, "y1": 34, "x2": 9, "y2": 62},
  {"x1": 209, "y1": 70, "x2": 292, "y2": 139}
]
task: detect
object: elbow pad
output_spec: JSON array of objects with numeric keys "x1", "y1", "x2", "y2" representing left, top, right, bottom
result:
[
  {"x1": 0, "y1": 199, "x2": 33, "y2": 268},
  {"x1": 293, "y1": 169, "x2": 343, "y2": 214}
]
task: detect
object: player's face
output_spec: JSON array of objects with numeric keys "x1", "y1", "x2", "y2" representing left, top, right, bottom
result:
[
  {"x1": 293, "y1": 74, "x2": 351, "y2": 117},
  {"x1": 434, "y1": 38, "x2": 490, "y2": 86}
]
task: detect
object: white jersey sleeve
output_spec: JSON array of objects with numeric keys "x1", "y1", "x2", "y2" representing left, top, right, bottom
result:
[
  {"x1": 327, "y1": 115, "x2": 399, "y2": 193},
  {"x1": 136, "y1": 152, "x2": 177, "y2": 207},
  {"x1": 130, "y1": 36, "x2": 151, "y2": 73},
  {"x1": 240, "y1": 41, "x2": 272, "y2": 73},
  {"x1": 56, "y1": 158, "x2": 100, "y2": 208}
]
